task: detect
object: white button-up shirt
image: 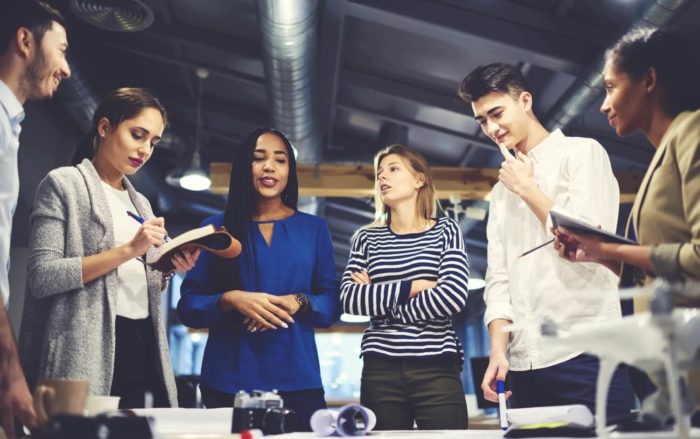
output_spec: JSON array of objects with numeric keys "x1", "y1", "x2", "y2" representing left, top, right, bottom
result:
[
  {"x1": 0, "y1": 80, "x2": 24, "y2": 306},
  {"x1": 484, "y1": 129, "x2": 622, "y2": 371}
]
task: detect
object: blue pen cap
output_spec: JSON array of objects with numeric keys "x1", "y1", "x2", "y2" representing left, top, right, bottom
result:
[{"x1": 496, "y1": 380, "x2": 505, "y2": 393}]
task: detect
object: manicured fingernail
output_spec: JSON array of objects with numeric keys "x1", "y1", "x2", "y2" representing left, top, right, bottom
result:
[
  {"x1": 251, "y1": 327, "x2": 257, "y2": 332},
  {"x1": 281, "y1": 323, "x2": 288, "y2": 329}
]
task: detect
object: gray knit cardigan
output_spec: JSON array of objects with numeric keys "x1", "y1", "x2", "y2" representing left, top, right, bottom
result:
[{"x1": 18, "y1": 159, "x2": 177, "y2": 406}]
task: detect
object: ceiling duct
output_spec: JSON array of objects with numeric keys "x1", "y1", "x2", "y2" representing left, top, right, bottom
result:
[
  {"x1": 69, "y1": 0, "x2": 154, "y2": 32},
  {"x1": 256, "y1": 0, "x2": 321, "y2": 164},
  {"x1": 545, "y1": 0, "x2": 691, "y2": 131}
]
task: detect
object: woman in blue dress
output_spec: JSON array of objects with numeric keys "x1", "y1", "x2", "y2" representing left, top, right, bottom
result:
[{"x1": 177, "y1": 128, "x2": 340, "y2": 431}]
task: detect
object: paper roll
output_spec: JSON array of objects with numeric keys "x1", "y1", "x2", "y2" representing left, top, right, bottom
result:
[
  {"x1": 310, "y1": 409, "x2": 338, "y2": 436},
  {"x1": 310, "y1": 404, "x2": 376, "y2": 436}
]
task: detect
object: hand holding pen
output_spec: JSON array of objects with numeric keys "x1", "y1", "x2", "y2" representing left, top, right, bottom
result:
[
  {"x1": 127, "y1": 211, "x2": 200, "y2": 273},
  {"x1": 127, "y1": 211, "x2": 170, "y2": 241},
  {"x1": 126, "y1": 211, "x2": 169, "y2": 257},
  {"x1": 497, "y1": 380, "x2": 509, "y2": 431}
]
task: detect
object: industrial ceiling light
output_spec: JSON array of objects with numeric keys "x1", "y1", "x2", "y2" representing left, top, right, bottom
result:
[{"x1": 177, "y1": 68, "x2": 211, "y2": 192}]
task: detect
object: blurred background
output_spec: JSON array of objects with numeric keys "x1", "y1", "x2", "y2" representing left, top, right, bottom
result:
[{"x1": 7, "y1": 0, "x2": 700, "y2": 408}]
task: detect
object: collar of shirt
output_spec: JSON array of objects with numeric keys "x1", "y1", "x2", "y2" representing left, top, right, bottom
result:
[
  {"x1": 0, "y1": 80, "x2": 25, "y2": 135},
  {"x1": 526, "y1": 129, "x2": 565, "y2": 164}
]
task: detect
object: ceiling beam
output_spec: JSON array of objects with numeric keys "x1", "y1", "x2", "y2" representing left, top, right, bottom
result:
[
  {"x1": 148, "y1": 0, "x2": 197, "y2": 97},
  {"x1": 339, "y1": 68, "x2": 474, "y2": 132},
  {"x1": 437, "y1": 0, "x2": 612, "y2": 46},
  {"x1": 317, "y1": 0, "x2": 348, "y2": 155},
  {"x1": 211, "y1": 163, "x2": 643, "y2": 203},
  {"x1": 104, "y1": 43, "x2": 265, "y2": 88},
  {"x1": 335, "y1": 103, "x2": 496, "y2": 154},
  {"x1": 343, "y1": 0, "x2": 595, "y2": 73},
  {"x1": 146, "y1": 23, "x2": 262, "y2": 61}
]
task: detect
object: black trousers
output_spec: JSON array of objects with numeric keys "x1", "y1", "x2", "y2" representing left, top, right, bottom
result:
[
  {"x1": 360, "y1": 355, "x2": 468, "y2": 430},
  {"x1": 201, "y1": 385, "x2": 326, "y2": 432},
  {"x1": 508, "y1": 354, "x2": 635, "y2": 421},
  {"x1": 110, "y1": 316, "x2": 169, "y2": 408}
]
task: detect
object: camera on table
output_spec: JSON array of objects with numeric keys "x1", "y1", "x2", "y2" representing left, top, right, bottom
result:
[{"x1": 231, "y1": 390, "x2": 296, "y2": 435}]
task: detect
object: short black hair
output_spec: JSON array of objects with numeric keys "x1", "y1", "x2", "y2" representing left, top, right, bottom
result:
[
  {"x1": 0, "y1": 0, "x2": 66, "y2": 54},
  {"x1": 458, "y1": 63, "x2": 529, "y2": 104},
  {"x1": 606, "y1": 27, "x2": 700, "y2": 115}
]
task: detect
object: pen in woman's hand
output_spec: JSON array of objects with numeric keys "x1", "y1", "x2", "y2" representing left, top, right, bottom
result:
[
  {"x1": 518, "y1": 238, "x2": 555, "y2": 258},
  {"x1": 126, "y1": 211, "x2": 170, "y2": 242}
]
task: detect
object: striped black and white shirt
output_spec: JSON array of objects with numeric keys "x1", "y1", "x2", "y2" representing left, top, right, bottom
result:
[{"x1": 340, "y1": 216, "x2": 470, "y2": 360}]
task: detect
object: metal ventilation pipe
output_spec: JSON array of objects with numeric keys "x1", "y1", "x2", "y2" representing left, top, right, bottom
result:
[
  {"x1": 545, "y1": 0, "x2": 691, "y2": 131},
  {"x1": 256, "y1": 0, "x2": 321, "y2": 164}
]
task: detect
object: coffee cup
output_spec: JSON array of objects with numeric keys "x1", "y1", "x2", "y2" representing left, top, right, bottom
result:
[
  {"x1": 85, "y1": 395, "x2": 121, "y2": 416},
  {"x1": 33, "y1": 378, "x2": 89, "y2": 425}
]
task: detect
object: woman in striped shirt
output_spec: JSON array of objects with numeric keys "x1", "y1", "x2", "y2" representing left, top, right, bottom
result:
[{"x1": 340, "y1": 145, "x2": 470, "y2": 430}]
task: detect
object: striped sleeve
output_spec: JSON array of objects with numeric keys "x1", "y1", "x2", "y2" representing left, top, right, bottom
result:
[
  {"x1": 340, "y1": 229, "x2": 411, "y2": 316},
  {"x1": 389, "y1": 219, "x2": 469, "y2": 323}
]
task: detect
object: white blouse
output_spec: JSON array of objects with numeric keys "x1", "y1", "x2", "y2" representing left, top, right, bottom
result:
[{"x1": 101, "y1": 181, "x2": 149, "y2": 319}]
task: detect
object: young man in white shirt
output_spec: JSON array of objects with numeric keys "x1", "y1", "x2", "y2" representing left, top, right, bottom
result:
[
  {"x1": 458, "y1": 63, "x2": 634, "y2": 416},
  {"x1": 0, "y1": 1, "x2": 71, "y2": 437}
]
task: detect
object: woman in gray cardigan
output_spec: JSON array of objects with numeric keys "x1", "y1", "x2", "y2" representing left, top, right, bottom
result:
[{"x1": 19, "y1": 88, "x2": 199, "y2": 408}]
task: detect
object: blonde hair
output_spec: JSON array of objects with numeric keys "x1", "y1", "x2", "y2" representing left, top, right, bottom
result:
[{"x1": 367, "y1": 144, "x2": 441, "y2": 228}]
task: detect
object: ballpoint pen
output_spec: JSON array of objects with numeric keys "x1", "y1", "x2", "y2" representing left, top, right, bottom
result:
[
  {"x1": 519, "y1": 238, "x2": 555, "y2": 258},
  {"x1": 127, "y1": 211, "x2": 170, "y2": 241},
  {"x1": 497, "y1": 380, "x2": 508, "y2": 431}
]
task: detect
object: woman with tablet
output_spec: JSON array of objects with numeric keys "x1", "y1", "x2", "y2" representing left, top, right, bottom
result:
[{"x1": 555, "y1": 28, "x2": 700, "y2": 289}]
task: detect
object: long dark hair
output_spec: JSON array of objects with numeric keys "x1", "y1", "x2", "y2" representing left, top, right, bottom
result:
[
  {"x1": 221, "y1": 128, "x2": 299, "y2": 291},
  {"x1": 71, "y1": 87, "x2": 168, "y2": 165},
  {"x1": 606, "y1": 27, "x2": 700, "y2": 116}
]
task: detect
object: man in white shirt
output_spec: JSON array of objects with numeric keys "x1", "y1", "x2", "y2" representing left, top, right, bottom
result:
[
  {"x1": 0, "y1": 1, "x2": 71, "y2": 437},
  {"x1": 458, "y1": 63, "x2": 634, "y2": 416}
]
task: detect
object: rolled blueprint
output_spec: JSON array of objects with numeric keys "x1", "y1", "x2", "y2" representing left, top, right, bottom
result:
[{"x1": 310, "y1": 404, "x2": 376, "y2": 436}]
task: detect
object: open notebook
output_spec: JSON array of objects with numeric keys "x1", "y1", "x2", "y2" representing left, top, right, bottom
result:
[{"x1": 147, "y1": 225, "x2": 242, "y2": 272}]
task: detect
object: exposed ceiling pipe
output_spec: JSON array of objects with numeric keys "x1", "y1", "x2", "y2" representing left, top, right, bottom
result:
[
  {"x1": 256, "y1": 0, "x2": 321, "y2": 164},
  {"x1": 545, "y1": 0, "x2": 691, "y2": 131}
]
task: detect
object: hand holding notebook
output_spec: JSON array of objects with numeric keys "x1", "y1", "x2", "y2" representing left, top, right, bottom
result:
[
  {"x1": 550, "y1": 210, "x2": 637, "y2": 245},
  {"x1": 146, "y1": 224, "x2": 242, "y2": 272}
]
